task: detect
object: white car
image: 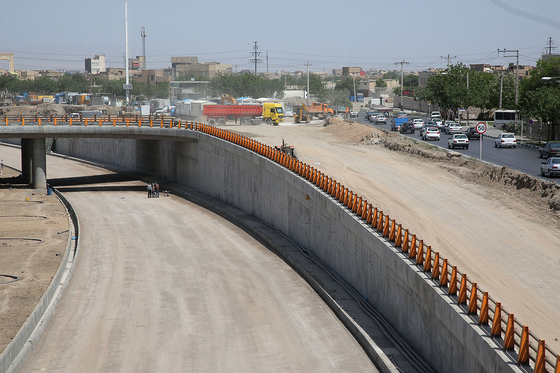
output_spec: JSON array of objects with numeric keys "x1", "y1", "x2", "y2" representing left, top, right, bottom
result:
[
  {"x1": 375, "y1": 115, "x2": 387, "y2": 124},
  {"x1": 349, "y1": 111, "x2": 359, "y2": 118},
  {"x1": 412, "y1": 118, "x2": 425, "y2": 129},
  {"x1": 431, "y1": 111, "x2": 441, "y2": 119},
  {"x1": 495, "y1": 133, "x2": 517, "y2": 148},
  {"x1": 423, "y1": 127, "x2": 440, "y2": 141},
  {"x1": 445, "y1": 122, "x2": 463, "y2": 134},
  {"x1": 448, "y1": 134, "x2": 469, "y2": 149},
  {"x1": 540, "y1": 157, "x2": 560, "y2": 177}
]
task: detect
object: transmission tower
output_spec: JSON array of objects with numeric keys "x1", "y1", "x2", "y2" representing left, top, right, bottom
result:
[
  {"x1": 543, "y1": 37, "x2": 557, "y2": 55},
  {"x1": 249, "y1": 41, "x2": 262, "y2": 76},
  {"x1": 141, "y1": 26, "x2": 147, "y2": 70}
]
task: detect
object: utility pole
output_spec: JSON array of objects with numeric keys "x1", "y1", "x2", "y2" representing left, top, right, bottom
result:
[
  {"x1": 499, "y1": 70, "x2": 503, "y2": 110},
  {"x1": 441, "y1": 54, "x2": 456, "y2": 69},
  {"x1": 124, "y1": 0, "x2": 131, "y2": 103},
  {"x1": 249, "y1": 41, "x2": 262, "y2": 76},
  {"x1": 498, "y1": 49, "x2": 520, "y2": 137},
  {"x1": 305, "y1": 62, "x2": 312, "y2": 106},
  {"x1": 266, "y1": 52, "x2": 269, "y2": 73},
  {"x1": 394, "y1": 60, "x2": 409, "y2": 110},
  {"x1": 141, "y1": 26, "x2": 147, "y2": 70}
]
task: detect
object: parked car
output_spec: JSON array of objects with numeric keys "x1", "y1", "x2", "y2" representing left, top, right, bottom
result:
[
  {"x1": 400, "y1": 122, "x2": 415, "y2": 134},
  {"x1": 494, "y1": 133, "x2": 517, "y2": 148},
  {"x1": 539, "y1": 142, "x2": 560, "y2": 158},
  {"x1": 540, "y1": 157, "x2": 560, "y2": 177},
  {"x1": 448, "y1": 134, "x2": 469, "y2": 149},
  {"x1": 412, "y1": 118, "x2": 425, "y2": 129},
  {"x1": 375, "y1": 115, "x2": 387, "y2": 124},
  {"x1": 445, "y1": 122, "x2": 463, "y2": 135},
  {"x1": 465, "y1": 127, "x2": 481, "y2": 140},
  {"x1": 423, "y1": 127, "x2": 440, "y2": 141}
]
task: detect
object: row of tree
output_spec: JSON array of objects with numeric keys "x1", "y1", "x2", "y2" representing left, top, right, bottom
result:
[{"x1": 0, "y1": 73, "x2": 169, "y2": 101}]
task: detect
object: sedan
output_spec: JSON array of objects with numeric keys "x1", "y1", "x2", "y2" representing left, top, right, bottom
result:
[
  {"x1": 540, "y1": 158, "x2": 560, "y2": 177},
  {"x1": 375, "y1": 115, "x2": 387, "y2": 124},
  {"x1": 424, "y1": 127, "x2": 440, "y2": 141},
  {"x1": 412, "y1": 119, "x2": 425, "y2": 129},
  {"x1": 465, "y1": 127, "x2": 480, "y2": 140},
  {"x1": 494, "y1": 133, "x2": 517, "y2": 148},
  {"x1": 539, "y1": 142, "x2": 560, "y2": 158},
  {"x1": 448, "y1": 134, "x2": 469, "y2": 149},
  {"x1": 445, "y1": 122, "x2": 463, "y2": 135}
]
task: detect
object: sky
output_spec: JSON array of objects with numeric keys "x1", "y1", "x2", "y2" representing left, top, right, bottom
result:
[{"x1": 2, "y1": 0, "x2": 560, "y2": 74}]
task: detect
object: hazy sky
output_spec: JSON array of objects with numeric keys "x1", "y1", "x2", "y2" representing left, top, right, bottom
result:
[{"x1": 2, "y1": 0, "x2": 559, "y2": 74}]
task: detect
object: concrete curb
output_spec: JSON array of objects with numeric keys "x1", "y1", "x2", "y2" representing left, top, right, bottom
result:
[{"x1": 0, "y1": 186, "x2": 80, "y2": 373}]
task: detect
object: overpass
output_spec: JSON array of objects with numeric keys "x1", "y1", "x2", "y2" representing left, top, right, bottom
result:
[{"x1": 1, "y1": 116, "x2": 558, "y2": 372}]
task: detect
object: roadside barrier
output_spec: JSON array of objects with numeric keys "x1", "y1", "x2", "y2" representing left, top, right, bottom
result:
[{"x1": 1, "y1": 115, "x2": 558, "y2": 372}]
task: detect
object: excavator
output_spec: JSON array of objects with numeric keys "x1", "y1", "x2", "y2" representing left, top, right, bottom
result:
[
  {"x1": 293, "y1": 104, "x2": 310, "y2": 124},
  {"x1": 220, "y1": 94, "x2": 237, "y2": 105}
]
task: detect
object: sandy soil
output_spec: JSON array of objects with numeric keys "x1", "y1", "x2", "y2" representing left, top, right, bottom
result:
[
  {"x1": 218, "y1": 117, "x2": 560, "y2": 353},
  {"x1": 0, "y1": 166, "x2": 69, "y2": 353}
]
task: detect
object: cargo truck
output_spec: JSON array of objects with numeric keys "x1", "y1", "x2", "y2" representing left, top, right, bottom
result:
[{"x1": 203, "y1": 102, "x2": 284, "y2": 125}]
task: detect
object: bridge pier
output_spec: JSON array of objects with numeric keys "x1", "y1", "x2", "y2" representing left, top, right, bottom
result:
[{"x1": 21, "y1": 138, "x2": 47, "y2": 189}]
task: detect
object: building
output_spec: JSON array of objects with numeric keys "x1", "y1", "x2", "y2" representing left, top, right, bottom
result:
[
  {"x1": 85, "y1": 54, "x2": 106, "y2": 74},
  {"x1": 341, "y1": 67, "x2": 362, "y2": 78},
  {"x1": 507, "y1": 63, "x2": 533, "y2": 79},
  {"x1": 171, "y1": 56, "x2": 232, "y2": 79},
  {"x1": 170, "y1": 80, "x2": 211, "y2": 101}
]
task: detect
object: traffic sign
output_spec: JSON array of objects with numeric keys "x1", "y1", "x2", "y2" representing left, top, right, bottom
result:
[{"x1": 476, "y1": 122, "x2": 487, "y2": 134}]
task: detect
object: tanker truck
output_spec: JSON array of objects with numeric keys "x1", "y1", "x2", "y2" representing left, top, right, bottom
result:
[{"x1": 203, "y1": 102, "x2": 284, "y2": 125}]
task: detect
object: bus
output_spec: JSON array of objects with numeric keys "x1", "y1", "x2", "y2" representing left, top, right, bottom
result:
[{"x1": 494, "y1": 110, "x2": 517, "y2": 129}]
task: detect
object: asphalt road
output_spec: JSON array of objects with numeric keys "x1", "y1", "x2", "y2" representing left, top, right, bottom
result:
[
  {"x1": 0, "y1": 146, "x2": 377, "y2": 373},
  {"x1": 358, "y1": 113, "x2": 559, "y2": 185}
]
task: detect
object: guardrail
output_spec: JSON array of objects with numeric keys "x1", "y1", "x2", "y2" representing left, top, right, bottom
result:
[
  {"x1": 2, "y1": 114, "x2": 178, "y2": 128},
  {"x1": 1, "y1": 117, "x2": 558, "y2": 372}
]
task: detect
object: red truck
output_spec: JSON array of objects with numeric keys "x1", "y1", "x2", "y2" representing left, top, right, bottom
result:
[{"x1": 203, "y1": 103, "x2": 284, "y2": 126}]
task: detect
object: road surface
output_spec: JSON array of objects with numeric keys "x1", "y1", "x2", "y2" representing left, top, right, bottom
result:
[{"x1": 0, "y1": 146, "x2": 377, "y2": 373}]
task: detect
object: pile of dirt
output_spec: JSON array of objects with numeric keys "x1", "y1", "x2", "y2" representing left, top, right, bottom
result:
[{"x1": 322, "y1": 120, "x2": 560, "y2": 215}]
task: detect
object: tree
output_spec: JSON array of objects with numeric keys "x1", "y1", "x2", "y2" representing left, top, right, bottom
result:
[
  {"x1": 383, "y1": 71, "x2": 399, "y2": 80},
  {"x1": 375, "y1": 78, "x2": 387, "y2": 88},
  {"x1": 210, "y1": 73, "x2": 285, "y2": 99},
  {"x1": 317, "y1": 89, "x2": 351, "y2": 111},
  {"x1": 519, "y1": 57, "x2": 560, "y2": 139}
]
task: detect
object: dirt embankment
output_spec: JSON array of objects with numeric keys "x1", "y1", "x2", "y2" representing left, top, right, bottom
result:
[{"x1": 323, "y1": 117, "x2": 560, "y2": 216}]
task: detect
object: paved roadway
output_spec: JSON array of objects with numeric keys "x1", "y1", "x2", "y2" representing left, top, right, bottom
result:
[
  {"x1": 0, "y1": 146, "x2": 377, "y2": 373},
  {"x1": 358, "y1": 113, "x2": 559, "y2": 185}
]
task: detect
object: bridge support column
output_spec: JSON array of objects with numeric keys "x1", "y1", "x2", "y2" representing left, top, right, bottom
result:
[
  {"x1": 21, "y1": 138, "x2": 47, "y2": 189},
  {"x1": 32, "y1": 139, "x2": 47, "y2": 189},
  {"x1": 21, "y1": 139, "x2": 33, "y2": 184}
]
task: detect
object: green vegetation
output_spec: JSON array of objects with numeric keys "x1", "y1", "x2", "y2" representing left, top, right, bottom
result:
[{"x1": 210, "y1": 72, "x2": 285, "y2": 99}]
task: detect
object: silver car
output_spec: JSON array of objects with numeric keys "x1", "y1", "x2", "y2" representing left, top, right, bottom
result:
[
  {"x1": 445, "y1": 122, "x2": 463, "y2": 134},
  {"x1": 540, "y1": 157, "x2": 560, "y2": 177},
  {"x1": 448, "y1": 134, "x2": 469, "y2": 149},
  {"x1": 494, "y1": 133, "x2": 517, "y2": 148}
]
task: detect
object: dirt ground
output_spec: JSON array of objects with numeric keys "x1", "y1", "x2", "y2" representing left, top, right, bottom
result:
[{"x1": 0, "y1": 167, "x2": 69, "y2": 353}]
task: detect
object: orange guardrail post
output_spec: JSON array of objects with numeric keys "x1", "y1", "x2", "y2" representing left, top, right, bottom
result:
[
  {"x1": 468, "y1": 283, "x2": 478, "y2": 314},
  {"x1": 85, "y1": 118, "x2": 88, "y2": 126},
  {"x1": 347, "y1": 191, "x2": 353, "y2": 208},
  {"x1": 99, "y1": 117, "x2": 102, "y2": 126},
  {"x1": 554, "y1": 354, "x2": 560, "y2": 373},
  {"x1": 395, "y1": 224, "x2": 403, "y2": 247},
  {"x1": 402, "y1": 229, "x2": 409, "y2": 253},
  {"x1": 160, "y1": 118, "x2": 164, "y2": 127},
  {"x1": 69, "y1": 118, "x2": 72, "y2": 126},
  {"x1": 479, "y1": 292, "x2": 489, "y2": 325},
  {"x1": 439, "y1": 258, "x2": 448, "y2": 287},
  {"x1": 352, "y1": 195, "x2": 359, "y2": 212},
  {"x1": 409, "y1": 234, "x2": 417, "y2": 259},
  {"x1": 416, "y1": 240, "x2": 425, "y2": 265},
  {"x1": 389, "y1": 220, "x2": 396, "y2": 241},
  {"x1": 431, "y1": 252, "x2": 440, "y2": 280},
  {"x1": 22, "y1": 117, "x2": 25, "y2": 126},
  {"x1": 360, "y1": 199, "x2": 367, "y2": 219},
  {"x1": 38, "y1": 118, "x2": 41, "y2": 126},
  {"x1": 449, "y1": 266, "x2": 458, "y2": 295},
  {"x1": 138, "y1": 118, "x2": 142, "y2": 127},
  {"x1": 458, "y1": 274, "x2": 468, "y2": 304},
  {"x1": 423, "y1": 245, "x2": 431, "y2": 270},
  {"x1": 366, "y1": 204, "x2": 373, "y2": 224},
  {"x1": 371, "y1": 208, "x2": 378, "y2": 228},
  {"x1": 534, "y1": 340, "x2": 547, "y2": 373},
  {"x1": 54, "y1": 118, "x2": 57, "y2": 126},
  {"x1": 113, "y1": 118, "x2": 116, "y2": 126},
  {"x1": 517, "y1": 326, "x2": 530, "y2": 365},
  {"x1": 4, "y1": 117, "x2": 7, "y2": 125},
  {"x1": 377, "y1": 211, "x2": 384, "y2": 232},
  {"x1": 491, "y1": 302, "x2": 502, "y2": 337},
  {"x1": 150, "y1": 118, "x2": 153, "y2": 127},
  {"x1": 383, "y1": 215, "x2": 390, "y2": 237}
]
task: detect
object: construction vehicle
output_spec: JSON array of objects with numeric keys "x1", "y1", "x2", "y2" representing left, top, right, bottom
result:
[
  {"x1": 220, "y1": 94, "x2": 237, "y2": 105},
  {"x1": 307, "y1": 102, "x2": 335, "y2": 120},
  {"x1": 293, "y1": 104, "x2": 310, "y2": 124},
  {"x1": 275, "y1": 138, "x2": 297, "y2": 158},
  {"x1": 203, "y1": 102, "x2": 284, "y2": 125}
]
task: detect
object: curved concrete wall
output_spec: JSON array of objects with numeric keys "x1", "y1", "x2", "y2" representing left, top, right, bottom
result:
[{"x1": 52, "y1": 132, "x2": 520, "y2": 373}]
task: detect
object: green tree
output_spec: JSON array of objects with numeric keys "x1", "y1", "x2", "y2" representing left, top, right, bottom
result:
[
  {"x1": 375, "y1": 78, "x2": 387, "y2": 88},
  {"x1": 383, "y1": 71, "x2": 399, "y2": 80},
  {"x1": 519, "y1": 57, "x2": 560, "y2": 139},
  {"x1": 403, "y1": 74, "x2": 418, "y2": 89},
  {"x1": 58, "y1": 73, "x2": 88, "y2": 92},
  {"x1": 210, "y1": 72, "x2": 285, "y2": 99}
]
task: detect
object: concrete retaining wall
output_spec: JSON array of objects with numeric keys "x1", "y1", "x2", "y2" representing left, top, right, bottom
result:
[{"x1": 52, "y1": 133, "x2": 520, "y2": 373}]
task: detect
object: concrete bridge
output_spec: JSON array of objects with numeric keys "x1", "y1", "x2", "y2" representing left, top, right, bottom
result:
[{"x1": 1, "y1": 117, "x2": 557, "y2": 373}]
